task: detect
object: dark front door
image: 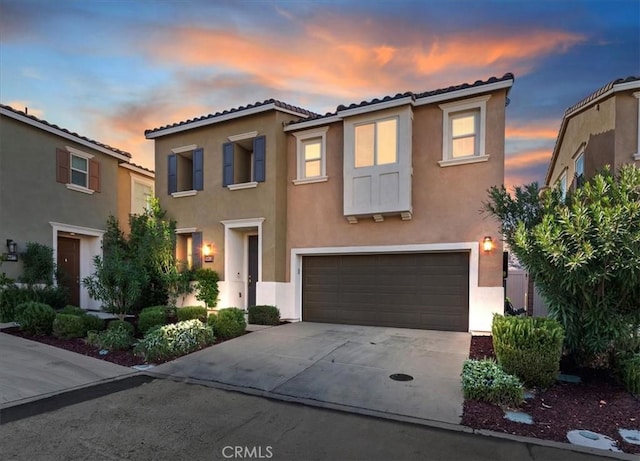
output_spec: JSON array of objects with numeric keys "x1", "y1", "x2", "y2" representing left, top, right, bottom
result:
[
  {"x1": 57, "y1": 237, "x2": 80, "y2": 306},
  {"x1": 247, "y1": 235, "x2": 258, "y2": 308}
]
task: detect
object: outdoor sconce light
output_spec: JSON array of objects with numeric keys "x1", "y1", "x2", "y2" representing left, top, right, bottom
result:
[
  {"x1": 482, "y1": 236, "x2": 494, "y2": 253},
  {"x1": 4, "y1": 239, "x2": 18, "y2": 262},
  {"x1": 203, "y1": 243, "x2": 214, "y2": 263}
]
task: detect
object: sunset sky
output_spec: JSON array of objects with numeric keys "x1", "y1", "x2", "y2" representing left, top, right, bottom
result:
[{"x1": 1, "y1": 0, "x2": 638, "y2": 190}]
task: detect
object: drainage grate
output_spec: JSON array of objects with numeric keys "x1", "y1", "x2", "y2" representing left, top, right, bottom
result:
[{"x1": 389, "y1": 373, "x2": 414, "y2": 382}]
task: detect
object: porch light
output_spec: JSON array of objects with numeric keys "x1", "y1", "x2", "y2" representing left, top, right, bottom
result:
[
  {"x1": 4, "y1": 239, "x2": 18, "y2": 262},
  {"x1": 203, "y1": 243, "x2": 214, "y2": 263},
  {"x1": 482, "y1": 236, "x2": 494, "y2": 253}
]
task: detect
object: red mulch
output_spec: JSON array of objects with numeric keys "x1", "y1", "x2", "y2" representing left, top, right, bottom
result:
[{"x1": 462, "y1": 336, "x2": 640, "y2": 454}]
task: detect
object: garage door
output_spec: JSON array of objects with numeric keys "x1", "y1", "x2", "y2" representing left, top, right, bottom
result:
[{"x1": 302, "y1": 252, "x2": 469, "y2": 331}]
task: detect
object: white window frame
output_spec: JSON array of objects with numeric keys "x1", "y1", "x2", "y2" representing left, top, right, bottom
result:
[
  {"x1": 292, "y1": 127, "x2": 329, "y2": 185},
  {"x1": 171, "y1": 144, "x2": 198, "y2": 197},
  {"x1": 634, "y1": 92, "x2": 640, "y2": 161},
  {"x1": 353, "y1": 116, "x2": 399, "y2": 168},
  {"x1": 65, "y1": 146, "x2": 95, "y2": 194},
  {"x1": 438, "y1": 95, "x2": 491, "y2": 167},
  {"x1": 574, "y1": 151, "x2": 585, "y2": 188},
  {"x1": 130, "y1": 174, "x2": 155, "y2": 215},
  {"x1": 558, "y1": 169, "x2": 568, "y2": 199}
]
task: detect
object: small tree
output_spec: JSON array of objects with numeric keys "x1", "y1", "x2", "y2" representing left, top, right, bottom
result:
[
  {"x1": 484, "y1": 165, "x2": 640, "y2": 365},
  {"x1": 194, "y1": 268, "x2": 220, "y2": 308},
  {"x1": 20, "y1": 242, "x2": 56, "y2": 286}
]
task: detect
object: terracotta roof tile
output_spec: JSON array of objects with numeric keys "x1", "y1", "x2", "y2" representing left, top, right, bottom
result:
[{"x1": 564, "y1": 75, "x2": 640, "y2": 116}]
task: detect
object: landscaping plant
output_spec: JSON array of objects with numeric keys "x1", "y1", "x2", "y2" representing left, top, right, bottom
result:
[
  {"x1": 176, "y1": 306, "x2": 208, "y2": 323},
  {"x1": 208, "y1": 307, "x2": 246, "y2": 340},
  {"x1": 53, "y1": 313, "x2": 87, "y2": 339},
  {"x1": 194, "y1": 268, "x2": 220, "y2": 308},
  {"x1": 461, "y1": 359, "x2": 524, "y2": 407},
  {"x1": 15, "y1": 301, "x2": 56, "y2": 335},
  {"x1": 491, "y1": 314, "x2": 564, "y2": 388},
  {"x1": 0, "y1": 284, "x2": 68, "y2": 322},
  {"x1": 248, "y1": 305, "x2": 280, "y2": 325},
  {"x1": 484, "y1": 165, "x2": 640, "y2": 365},
  {"x1": 87, "y1": 321, "x2": 134, "y2": 351},
  {"x1": 134, "y1": 319, "x2": 214, "y2": 362},
  {"x1": 19, "y1": 242, "x2": 56, "y2": 286},
  {"x1": 138, "y1": 305, "x2": 168, "y2": 334}
]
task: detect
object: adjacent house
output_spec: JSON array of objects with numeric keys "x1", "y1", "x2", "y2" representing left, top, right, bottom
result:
[
  {"x1": 0, "y1": 104, "x2": 154, "y2": 308},
  {"x1": 545, "y1": 76, "x2": 640, "y2": 193},
  {"x1": 145, "y1": 73, "x2": 514, "y2": 332}
]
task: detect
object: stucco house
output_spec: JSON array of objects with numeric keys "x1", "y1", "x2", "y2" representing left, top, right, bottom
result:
[
  {"x1": 545, "y1": 76, "x2": 640, "y2": 193},
  {"x1": 145, "y1": 73, "x2": 514, "y2": 332},
  {"x1": 0, "y1": 104, "x2": 154, "y2": 308}
]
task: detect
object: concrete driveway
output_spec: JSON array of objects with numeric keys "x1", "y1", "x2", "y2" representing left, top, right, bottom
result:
[{"x1": 152, "y1": 322, "x2": 471, "y2": 425}]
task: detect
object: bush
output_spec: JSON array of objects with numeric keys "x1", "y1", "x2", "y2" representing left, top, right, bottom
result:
[
  {"x1": 134, "y1": 319, "x2": 214, "y2": 362},
  {"x1": 208, "y1": 308, "x2": 246, "y2": 340},
  {"x1": 176, "y1": 306, "x2": 207, "y2": 323},
  {"x1": 87, "y1": 322, "x2": 134, "y2": 351},
  {"x1": 0, "y1": 284, "x2": 68, "y2": 322},
  {"x1": 53, "y1": 313, "x2": 86, "y2": 339},
  {"x1": 58, "y1": 305, "x2": 86, "y2": 316},
  {"x1": 82, "y1": 314, "x2": 105, "y2": 332},
  {"x1": 15, "y1": 301, "x2": 56, "y2": 335},
  {"x1": 194, "y1": 268, "x2": 220, "y2": 308},
  {"x1": 618, "y1": 354, "x2": 640, "y2": 395},
  {"x1": 461, "y1": 359, "x2": 524, "y2": 407},
  {"x1": 20, "y1": 242, "x2": 55, "y2": 285},
  {"x1": 248, "y1": 305, "x2": 280, "y2": 325},
  {"x1": 138, "y1": 306, "x2": 168, "y2": 335},
  {"x1": 492, "y1": 315, "x2": 564, "y2": 388}
]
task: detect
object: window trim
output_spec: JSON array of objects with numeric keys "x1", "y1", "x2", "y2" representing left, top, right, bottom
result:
[
  {"x1": 438, "y1": 95, "x2": 491, "y2": 167},
  {"x1": 293, "y1": 126, "x2": 329, "y2": 184},
  {"x1": 558, "y1": 168, "x2": 568, "y2": 199},
  {"x1": 353, "y1": 116, "x2": 399, "y2": 168},
  {"x1": 574, "y1": 150, "x2": 585, "y2": 188},
  {"x1": 130, "y1": 174, "x2": 155, "y2": 215},
  {"x1": 65, "y1": 146, "x2": 95, "y2": 193}
]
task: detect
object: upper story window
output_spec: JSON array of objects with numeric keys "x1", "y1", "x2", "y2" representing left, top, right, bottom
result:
[
  {"x1": 574, "y1": 151, "x2": 585, "y2": 189},
  {"x1": 168, "y1": 145, "x2": 203, "y2": 197},
  {"x1": 223, "y1": 132, "x2": 266, "y2": 190},
  {"x1": 355, "y1": 118, "x2": 397, "y2": 167},
  {"x1": 293, "y1": 126, "x2": 329, "y2": 185},
  {"x1": 56, "y1": 146, "x2": 100, "y2": 194},
  {"x1": 558, "y1": 170, "x2": 568, "y2": 200},
  {"x1": 439, "y1": 95, "x2": 491, "y2": 167},
  {"x1": 131, "y1": 176, "x2": 154, "y2": 215}
]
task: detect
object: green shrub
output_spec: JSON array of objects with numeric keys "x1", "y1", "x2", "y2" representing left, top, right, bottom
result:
[
  {"x1": 461, "y1": 359, "x2": 524, "y2": 407},
  {"x1": 176, "y1": 306, "x2": 207, "y2": 323},
  {"x1": 87, "y1": 322, "x2": 134, "y2": 351},
  {"x1": 248, "y1": 305, "x2": 280, "y2": 325},
  {"x1": 20, "y1": 242, "x2": 55, "y2": 285},
  {"x1": 82, "y1": 314, "x2": 105, "y2": 333},
  {"x1": 194, "y1": 268, "x2": 219, "y2": 308},
  {"x1": 53, "y1": 313, "x2": 86, "y2": 339},
  {"x1": 618, "y1": 354, "x2": 640, "y2": 395},
  {"x1": 58, "y1": 305, "x2": 86, "y2": 316},
  {"x1": 15, "y1": 301, "x2": 56, "y2": 335},
  {"x1": 134, "y1": 319, "x2": 214, "y2": 362},
  {"x1": 0, "y1": 284, "x2": 68, "y2": 322},
  {"x1": 138, "y1": 306, "x2": 168, "y2": 334},
  {"x1": 208, "y1": 307, "x2": 246, "y2": 340},
  {"x1": 492, "y1": 315, "x2": 565, "y2": 388}
]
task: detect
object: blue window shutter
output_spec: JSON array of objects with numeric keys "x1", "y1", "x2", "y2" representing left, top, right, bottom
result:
[
  {"x1": 222, "y1": 142, "x2": 234, "y2": 187},
  {"x1": 192, "y1": 232, "x2": 202, "y2": 270},
  {"x1": 193, "y1": 148, "x2": 204, "y2": 191},
  {"x1": 168, "y1": 154, "x2": 177, "y2": 194},
  {"x1": 253, "y1": 135, "x2": 266, "y2": 182}
]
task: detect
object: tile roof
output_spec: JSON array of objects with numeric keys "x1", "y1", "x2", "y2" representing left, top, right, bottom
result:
[
  {"x1": 564, "y1": 76, "x2": 640, "y2": 116},
  {"x1": 145, "y1": 98, "x2": 320, "y2": 136},
  {"x1": 0, "y1": 103, "x2": 132, "y2": 158}
]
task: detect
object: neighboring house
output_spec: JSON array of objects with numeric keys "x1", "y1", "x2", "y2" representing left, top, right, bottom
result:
[
  {"x1": 545, "y1": 76, "x2": 640, "y2": 193},
  {"x1": 146, "y1": 74, "x2": 514, "y2": 332},
  {"x1": 117, "y1": 162, "x2": 155, "y2": 234},
  {"x1": 0, "y1": 104, "x2": 153, "y2": 308}
]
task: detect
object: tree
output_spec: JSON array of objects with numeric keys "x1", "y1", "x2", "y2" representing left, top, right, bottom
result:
[{"x1": 484, "y1": 165, "x2": 640, "y2": 365}]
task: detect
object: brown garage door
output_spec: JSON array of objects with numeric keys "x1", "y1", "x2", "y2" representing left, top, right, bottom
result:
[{"x1": 302, "y1": 252, "x2": 469, "y2": 331}]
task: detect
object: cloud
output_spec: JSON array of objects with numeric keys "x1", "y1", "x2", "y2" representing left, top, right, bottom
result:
[
  {"x1": 506, "y1": 121, "x2": 559, "y2": 140},
  {"x1": 505, "y1": 149, "x2": 552, "y2": 169}
]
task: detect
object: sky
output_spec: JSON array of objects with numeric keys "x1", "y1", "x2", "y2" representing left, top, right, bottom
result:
[{"x1": 1, "y1": 0, "x2": 638, "y2": 190}]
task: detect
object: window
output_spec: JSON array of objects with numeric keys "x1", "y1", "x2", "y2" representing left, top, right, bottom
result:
[
  {"x1": 168, "y1": 145, "x2": 203, "y2": 196},
  {"x1": 56, "y1": 147, "x2": 100, "y2": 194},
  {"x1": 574, "y1": 152, "x2": 585, "y2": 189},
  {"x1": 222, "y1": 134, "x2": 266, "y2": 189},
  {"x1": 293, "y1": 127, "x2": 329, "y2": 184},
  {"x1": 354, "y1": 118, "x2": 397, "y2": 167},
  {"x1": 176, "y1": 230, "x2": 202, "y2": 269},
  {"x1": 439, "y1": 95, "x2": 491, "y2": 167},
  {"x1": 131, "y1": 176, "x2": 154, "y2": 215},
  {"x1": 558, "y1": 170, "x2": 567, "y2": 200}
]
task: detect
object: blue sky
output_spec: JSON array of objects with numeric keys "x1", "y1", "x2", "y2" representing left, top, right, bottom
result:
[{"x1": 1, "y1": 0, "x2": 638, "y2": 189}]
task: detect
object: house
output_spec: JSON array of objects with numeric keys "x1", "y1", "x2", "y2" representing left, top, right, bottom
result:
[
  {"x1": 545, "y1": 76, "x2": 640, "y2": 193},
  {"x1": 145, "y1": 74, "x2": 514, "y2": 332},
  {"x1": 0, "y1": 104, "x2": 154, "y2": 308}
]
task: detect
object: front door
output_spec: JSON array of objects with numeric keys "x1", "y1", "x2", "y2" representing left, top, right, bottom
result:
[
  {"x1": 247, "y1": 235, "x2": 258, "y2": 308},
  {"x1": 57, "y1": 237, "x2": 80, "y2": 306}
]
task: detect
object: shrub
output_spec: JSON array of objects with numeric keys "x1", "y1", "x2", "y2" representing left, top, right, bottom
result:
[
  {"x1": 0, "y1": 284, "x2": 68, "y2": 322},
  {"x1": 87, "y1": 322, "x2": 134, "y2": 351},
  {"x1": 134, "y1": 319, "x2": 214, "y2": 362},
  {"x1": 138, "y1": 306, "x2": 168, "y2": 335},
  {"x1": 19, "y1": 242, "x2": 55, "y2": 285},
  {"x1": 58, "y1": 305, "x2": 86, "y2": 316},
  {"x1": 618, "y1": 354, "x2": 640, "y2": 395},
  {"x1": 82, "y1": 314, "x2": 105, "y2": 332},
  {"x1": 15, "y1": 301, "x2": 56, "y2": 335},
  {"x1": 208, "y1": 307, "x2": 246, "y2": 340},
  {"x1": 248, "y1": 305, "x2": 280, "y2": 325},
  {"x1": 194, "y1": 268, "x2": 219, "y2": 308},
  {"x1": 492, "y1": 315, "x2": 564, "y2": 388},
  {"x1": 461, "y1": 359, "x2": 524, "y2": 407},
  {"x1": 176, "y1": 306, "x2": 207, "y2": 323},
  {"x1": 53, "y1": 313, "x2": 86, "y2": 339}
]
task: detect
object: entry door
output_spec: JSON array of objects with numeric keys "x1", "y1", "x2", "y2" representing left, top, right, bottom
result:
[
  {"x1": 247, "y1": 235, "x2": 258, "y2": 307},
  {"x1": 57, "y1": 237, "x2": 80, "y2": 306}
]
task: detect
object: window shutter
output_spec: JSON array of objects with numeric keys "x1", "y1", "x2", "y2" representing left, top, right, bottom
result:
[
  {"x1": 56, "y1": 148, "x2": 69, "y2": 183},
  {"x1": 222, "y1": 142, "x2": 234, "y2": 187},
  {"x1": 192, "y1": 232, "x2": 203, "y2": 270},
  {"x1": 168, "y1": 154, "x2": 177, "y2": 194},
  {"x1": 89, "y1": 159, "x2": 101, "y2": 192},
  {"x1": 253, "y1": 135, "x2": 266, "y2": 182},
  {"x1": 193, "y1": 148, "x2": 204, "y2": 191}
]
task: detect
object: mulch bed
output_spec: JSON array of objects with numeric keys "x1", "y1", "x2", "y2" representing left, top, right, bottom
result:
[{"x1": 462, "y1": 336, "x2": 640, "y2": 454}]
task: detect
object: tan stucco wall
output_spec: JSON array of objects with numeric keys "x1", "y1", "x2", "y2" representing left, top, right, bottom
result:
[
  {"x1": 0, "y1": 115, "x2": 120, "y2": 280},
  {"x1": 615, "y1": 91, "x2": 640, "y2": 170},
  {"x1": 285, "y1": 90, "x2": 508, "y2": 287},
  {"x1": 154, "y1": 110, "x2": 304, "y2": 282},
  {"x1": 117, "y1": 167, "x2": 132, "y2": 233}
]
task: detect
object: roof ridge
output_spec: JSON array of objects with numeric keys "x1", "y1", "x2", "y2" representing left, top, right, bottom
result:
[{"x1": 564, "y1": 75, "x2": 640, "y2": 116}]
